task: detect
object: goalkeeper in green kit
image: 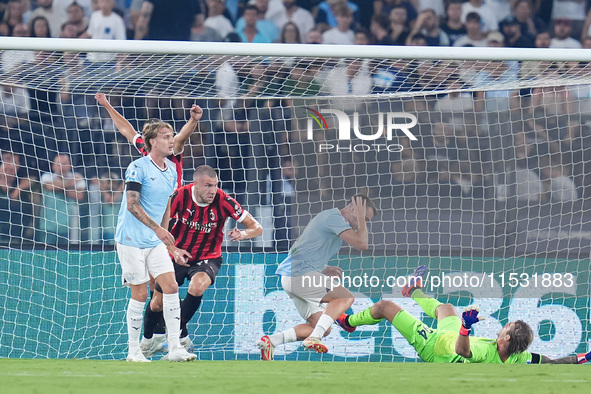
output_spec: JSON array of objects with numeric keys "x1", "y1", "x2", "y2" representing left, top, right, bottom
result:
[{"x1": 337, "y1": 265, "x2": 591, "y2": 364}]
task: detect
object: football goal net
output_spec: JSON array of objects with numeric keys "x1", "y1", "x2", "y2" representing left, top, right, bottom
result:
[{"x1": 0, "y1": 38, "x2": 589, "y2": 361}]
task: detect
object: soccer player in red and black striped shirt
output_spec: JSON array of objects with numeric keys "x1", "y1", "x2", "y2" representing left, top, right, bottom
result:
[
  {"x1": 142, "y1": 165, "x2": 263, "y2": 352},
  {"x1": 95, "y1": 92, "x2": 202, "y2": 186}
]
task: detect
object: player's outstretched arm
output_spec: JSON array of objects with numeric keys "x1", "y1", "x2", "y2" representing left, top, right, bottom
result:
[
  {"x1": 173, "y1": 104, "x2": 202, "y2": 155},
  {"x1": 227, "y1": 213, "x2": 263, "y2": 241},
  {"x1": 540, "y1": 352, "x2": 591, "y2": 364},
  {"x1": 95, "y1": 93, "x2": 138, "y2": 143},
  {"x1": 455, "y1": 306, "x2": 484, "y2": 358}
]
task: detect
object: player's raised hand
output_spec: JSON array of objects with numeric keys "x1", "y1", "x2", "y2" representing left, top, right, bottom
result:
[
  {"x1": 351, "y1": 196, "x2": 366, "y2": 225},
  {"x1": 94, "y1": 93, "x2": 108, "y2": 106},
  {"x1": 190, "y1": 104, "x2": 203, "y2": 121},
  {"x1": 461, "y1": 305, "x2": 484, "y2": 330},
  {"x1": 227, "y1": 227, "x2": 245, "y2": 241},
  {"x1": 169, "y1": 246, "x2": 192, "y2": 267},
  {"x1": 155, "y1": 226, "x2": 175, "y2": 248}
]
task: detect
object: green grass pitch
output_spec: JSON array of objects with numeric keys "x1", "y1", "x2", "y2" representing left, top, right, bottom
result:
[{"x1": 1, "y1": 359, "x2": 589, "y2": 394}]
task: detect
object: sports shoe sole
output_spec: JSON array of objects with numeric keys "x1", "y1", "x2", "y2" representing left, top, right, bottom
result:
[{"x1": 402, "y1": 265, "x2": 427, "y2": 297}]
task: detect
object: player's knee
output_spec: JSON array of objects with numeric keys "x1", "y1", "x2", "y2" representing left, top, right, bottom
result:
[
  {"x1": 188, "y1": 277, "x2": 209, "y2": 296},
  {"x1": 435, "y1": 303, "x2": 457, "y2": 319},
  {"x1": 159, "y1": 281, "x2": 179, "y2": 294},
  {"x1": 373, "y1": 300, "x2": 396, "y2": 318}
]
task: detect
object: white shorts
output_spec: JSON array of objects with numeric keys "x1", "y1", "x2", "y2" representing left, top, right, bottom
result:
[
  {"x1": 281, "y1": 271, "x2": 331, "y2": 320},
  {"x1": 116, "y1": 242, "x2": 174, "y2": 286}
]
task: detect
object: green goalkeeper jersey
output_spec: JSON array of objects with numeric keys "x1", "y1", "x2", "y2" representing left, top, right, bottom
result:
[{"x1": 433, "y1": 331, "x2": 538, "y2": 364}]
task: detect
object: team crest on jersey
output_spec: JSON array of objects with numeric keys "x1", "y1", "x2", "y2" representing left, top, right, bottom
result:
[{"x1": 209, "y1": 209, "x2": 216, "y2": 221}]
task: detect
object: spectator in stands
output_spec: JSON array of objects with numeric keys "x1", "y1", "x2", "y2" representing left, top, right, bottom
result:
[
  {"x1": 322, "y1": 3, "x2": 354, "y2": 45},
  {"x1": 134, "y1": 0, "x2": 202, "y2": 41},
  {"x1": 81, "y1": 0, "x2": 126, "y2": 47},
  {"x1": 370, "y1": 13, "x2": 394, "y2": 45},
  {"x1": 237, "y1": 4, "x2": 272, "y2": 43},
  {"x1": 0, "y1": 80, "x2": 30, "y2": 127},
  {"x1": 354, "y1": 28, "x2": 372, "y2": 45},
  {"x1": 500, "y1": 15, "x2": 534, "y2": 47},
  {"x1": 235, "y1": 0, "x2": 279, "y2": 42},
  {"x1": 306, "y1": 27, "x2": 323, "y2": 43},
  {"x1": 551, "y1": 0, "x2": 586, "y2": 41},
  {"x1": 513, "y1": 0, "x2": 545, "y2": 38},
  {"x1": 269, "y1": 0, "x2": 315, "y2": 41},
  {"x1": 389, "y1": 4, "x2": 411, "y2": 45},
  {"x1": 408, "y1": 32, "x2": 428, "y2": 45},
  {"x1": 440, "y1": 0, "x2": 466, "y2": 46},
  {"x1": 37, "y1": 153, "x2": 86, "y2": 244},
  {"x1": 279, "y1": 21, "x2": 301, "y2": 43},
  {"x1": 453, "y1": 12, "x2": 487, "y2": 47},
  {"x1": 486, "y1": 30, "x2": 505, "y2": 47},
  {"x1": 28, "y1": 0, "x2": 67, "y2": 38},
  {"x1": 550, "y1": 18, "x2": 582, "y2": 48},
  {"x1": 533, "y1": 30, "x2": 551, "y2": 49},
  {"x1": 433, "y1": 74, "x2": 475, "y2": 125},
  {"x1": 0, "y1": 151, "x2": 34, "y2": 244},
  {"x1": 65, "y1": 2, "x2": 88, "y2": 37},
  {"x1": 461, "y1": 0, "x2": 498, "y2": 33},
  {"x1": 391, "y1": 143, "x2": 427, "y2": 197},
  {"x1": 323, "y1": 59, "x2": 372, "y2": 97},
  {"x1": 191, "y1": 13, "x2": 223, "y2": 42},
  {"x1": 407, "y1": 8, "x2": 449, "y2": 46},
  {"x1": 316, "y1": 0, "x2": 360, "y2": 32},
  {"x1": 30, "y1": 15, "x2": 51, "y2": 37},
  {"x1": 204, "y1": 0, "x2": 234, "y2": 40},
  {"x1": 0, "y1": 0, "x2": 25, "y2": 36},
  {"x1": 281, "y1": 62, "x2": 322, "y2": 97},
  {"x1": 374, "y1": 0, "x2": 417, "y2": 24},
  {"x1": 540, "y1": 155, "x2": 578, "y2": 202},
  {"x1": 96, "y1": 171, "x2": 124, "y2": 243},
  {"x1": 1, "y1": 23, "x2": 33, "y2": 73}
]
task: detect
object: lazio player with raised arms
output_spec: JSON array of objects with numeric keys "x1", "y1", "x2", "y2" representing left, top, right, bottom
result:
[{"x1": 337, "y1": 265, "x2": 591, "y2": 364}]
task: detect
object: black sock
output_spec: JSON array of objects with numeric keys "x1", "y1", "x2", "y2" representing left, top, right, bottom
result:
[
  {"x1": 180, "y1": 294, "x2": 202, "y2": 338},
  {"x1": 143, "y1": 304, "x2": 163, "y2": 339}
]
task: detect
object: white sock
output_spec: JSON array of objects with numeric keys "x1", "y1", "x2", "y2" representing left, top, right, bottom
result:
[
  {"x1": 268, "y1": 328, "x2": 297, "y2": 347},
  {"x1": 127, "y1": 298, "x2": 145, "y2": 351},
  {"x1": 162, "y1": 293, "x2": 182, "y2": 351},
  {"x1": 310, "y1": 314, "x2": 334, "y2": 338}
]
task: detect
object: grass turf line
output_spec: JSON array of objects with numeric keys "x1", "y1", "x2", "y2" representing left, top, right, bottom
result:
[{"x1": 1, "y1": 359, "x2": 590, "y2": 394}]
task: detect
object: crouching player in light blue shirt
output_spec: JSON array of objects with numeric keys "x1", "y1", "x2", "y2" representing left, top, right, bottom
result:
[{"x1": 257, "y1": 194, "x2": 378, "y2": 360}]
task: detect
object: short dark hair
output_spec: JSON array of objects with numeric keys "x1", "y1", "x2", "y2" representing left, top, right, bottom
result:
[
  {"x1": 466, "y1": 12, "x2": 481, "y2": 23},
  {"x1": 507, "y1": 320, "x2": 534, "y2": 355},
  {"x1": 193, "y1": 165, "x2": 218, "y2": 180},
  {"x1": 371, "y1": 13, "x2": 390, "y2": 30},
  {"x1": 243, "y1": 4, "x2": 259, "y2": 14},
  {"x1": 351, "y1": 193, "x2": 378, "y2": 217}
]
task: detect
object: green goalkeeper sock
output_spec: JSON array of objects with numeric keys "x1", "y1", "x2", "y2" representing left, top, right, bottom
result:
[
  {"x1": 348, "y1": 306, "x2": 383, "y2": 327},
  {"x1": 411, "y1": 289, "x2": 442, "y2": 319}
]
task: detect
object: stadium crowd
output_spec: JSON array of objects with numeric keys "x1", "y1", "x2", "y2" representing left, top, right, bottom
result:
[{"x1": 1, "y1": 0, "x2": 591, "y2": 247}]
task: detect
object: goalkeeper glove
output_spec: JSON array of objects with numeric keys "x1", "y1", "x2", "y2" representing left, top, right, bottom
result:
[
  {"x1": 460, "y1": 306, "x2": 484, "y2": 336},
  {"x1": 577, "y1": 352, "x2": 591, "y2": 364}
]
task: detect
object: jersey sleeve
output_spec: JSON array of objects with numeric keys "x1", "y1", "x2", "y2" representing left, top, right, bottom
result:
[
  {"x1": 512, "y1": 351, "x2": 536, "y2": 364},
  {"x1": 133, "y1": 134, "x2": 147, "y2": 156},
  {"x1": 125, "y1": 162, "x2": 144, "y2": 185},
  {"x1": 221, "y1": 193, "x2": 247, "y2": 222},
  {"x1": 169, "y1": 188, "x2": 181, "y2": 218}
]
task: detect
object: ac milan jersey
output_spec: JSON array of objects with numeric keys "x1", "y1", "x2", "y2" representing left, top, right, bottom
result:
[
  {"x1": 170, "y1": 185, "x2": 248, "y2": 261},
  {"x1": 134, "y1": 134, "x2": 184, "y2": 186}
]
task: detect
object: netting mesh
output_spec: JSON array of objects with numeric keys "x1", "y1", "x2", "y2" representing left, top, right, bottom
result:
[{"x1": 0, "y1": 46, "x2": 589, "y2": 360}]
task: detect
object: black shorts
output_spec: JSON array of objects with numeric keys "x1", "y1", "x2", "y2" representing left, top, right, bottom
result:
[{"x1": 155, "y1": 257, "x2": 223, "y2": 293}]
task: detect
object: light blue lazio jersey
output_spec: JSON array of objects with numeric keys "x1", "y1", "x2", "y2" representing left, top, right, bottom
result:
[
  {"x1": 115, "y1": 155, "x2": 177, "y2": 248},
  {"x1": 276, "y1": 208, "x2": 352, "y2": 277}
]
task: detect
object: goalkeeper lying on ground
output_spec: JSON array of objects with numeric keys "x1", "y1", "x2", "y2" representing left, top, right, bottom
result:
[{"x1": 337, "y1": 265, "x2": 591, "y2": 364}]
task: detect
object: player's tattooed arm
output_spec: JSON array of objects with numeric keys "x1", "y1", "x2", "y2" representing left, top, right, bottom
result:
[
  {"x1": 540, "y1": 355, "x2": 579, "y2": 364},
  {"x1": 126, "y1": 190, "x2": 175, "y2": 246}
]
